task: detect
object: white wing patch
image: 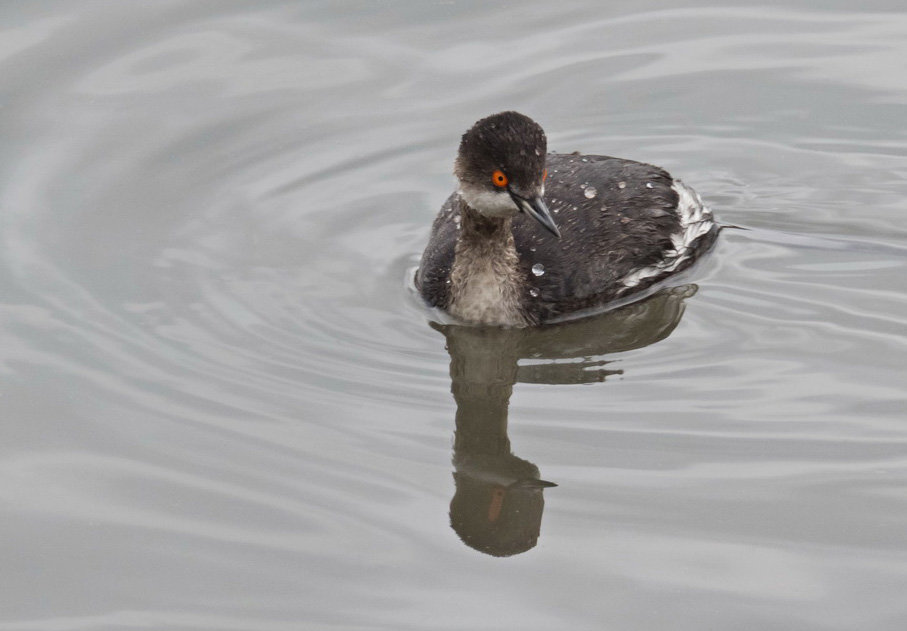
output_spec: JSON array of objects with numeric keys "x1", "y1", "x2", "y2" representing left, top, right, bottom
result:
[{"x1": 620, "y1": 180, "x2": 715, "y2": 288}]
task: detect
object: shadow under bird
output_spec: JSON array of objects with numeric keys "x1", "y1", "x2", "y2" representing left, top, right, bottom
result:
[
  {"x1": 437, "y1": 285, "x2": 695, "y2": 556},
  {"x1": 416, "y1": 111, "x2": 718, "y2": 326}
]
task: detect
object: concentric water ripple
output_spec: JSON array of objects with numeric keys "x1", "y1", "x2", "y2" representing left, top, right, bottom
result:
[{"x1": 1, "y1": 2, "x2": 907, "y2": 630}]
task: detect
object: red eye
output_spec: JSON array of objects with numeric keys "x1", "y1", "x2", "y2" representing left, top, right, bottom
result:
[{"x1": 491, "y1": 170, "x2": 508, "y2": 188}]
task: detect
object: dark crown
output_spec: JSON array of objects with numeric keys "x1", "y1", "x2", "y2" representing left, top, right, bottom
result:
[{"x1": 455, "y1": 111, "x2": 547, "y2": 193}]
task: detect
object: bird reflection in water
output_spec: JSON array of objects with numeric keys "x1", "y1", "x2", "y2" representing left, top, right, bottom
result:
[{"x1": 432, "y1": 285, "x2": 697, "y2": 556}]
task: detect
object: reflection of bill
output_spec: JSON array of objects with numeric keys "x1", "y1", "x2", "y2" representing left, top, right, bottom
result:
[
  {"x1": 451, "y1": 467, "x2": 556, "y2": 558},
  {"x1": 434, "y1": 285, "x2": 696, "y2": 557}
]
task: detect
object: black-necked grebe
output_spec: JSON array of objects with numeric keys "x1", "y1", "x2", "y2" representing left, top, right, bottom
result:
[{"x1": 416, "y1": 111, "x2": 718, "y2": 326}]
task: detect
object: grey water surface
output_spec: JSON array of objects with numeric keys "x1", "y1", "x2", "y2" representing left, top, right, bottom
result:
[{"x1": 1, "y1": 1, "x2": 906, "y2": 630}]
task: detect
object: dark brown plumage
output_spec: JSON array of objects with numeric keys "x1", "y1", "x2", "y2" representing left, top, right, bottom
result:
[{"x1": 416, "y1": 112, "x2": 718, "y2": 326}]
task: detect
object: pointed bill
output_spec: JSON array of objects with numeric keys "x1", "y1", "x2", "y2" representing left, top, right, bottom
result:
[{"x1": 510, "y1": 191, "x2": 561, "y2": 238}]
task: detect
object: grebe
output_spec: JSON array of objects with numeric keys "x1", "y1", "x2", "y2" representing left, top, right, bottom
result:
[{"x1": 416, "y1": 111, "x2": 717, "y2": 326}]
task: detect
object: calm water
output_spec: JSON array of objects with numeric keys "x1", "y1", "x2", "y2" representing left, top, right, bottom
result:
[{"x1": 1, "y1": 1, "x2": 906, "y2": 629}]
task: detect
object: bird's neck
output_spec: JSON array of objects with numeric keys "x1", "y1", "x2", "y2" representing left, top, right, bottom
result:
[
  {"x1": 459, "y1": 203, "x2": 512, "y2": 244},
  {"x1": 448, "y1": 201, "x2": 528, "y2": 327}
]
